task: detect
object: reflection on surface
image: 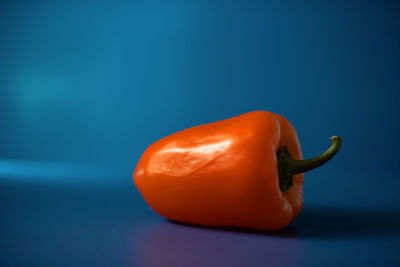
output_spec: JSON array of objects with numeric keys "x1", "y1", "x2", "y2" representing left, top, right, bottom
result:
[
  {"x1": 135, "y1": 221, "x2": 300, "y2": 267},
  {"x1": 159, "y1": 139, "x2": 232, "y2": 155},
  {"x1": 148, "y1": 134, "x2": 236, "y2": 176},
  {"x1": 148, "y1": 129, "x2": 254, "y2": 177}
]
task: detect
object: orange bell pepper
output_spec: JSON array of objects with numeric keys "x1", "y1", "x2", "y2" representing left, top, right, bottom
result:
[{"x1": 133, "y1": 111, "x2": 342, "y2": 230}]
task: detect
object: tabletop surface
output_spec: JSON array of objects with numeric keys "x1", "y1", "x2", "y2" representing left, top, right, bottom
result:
[{"x1": 1, "y1": 170, "x2": 399, "y2": 267}]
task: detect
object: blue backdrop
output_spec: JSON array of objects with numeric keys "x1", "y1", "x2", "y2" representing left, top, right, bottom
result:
[{"x1": 1, "y1": 1, "x2": 399, "y2": 266}]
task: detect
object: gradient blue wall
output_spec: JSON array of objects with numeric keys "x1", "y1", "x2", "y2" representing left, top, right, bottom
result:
[{"x1": 1, "y1": 0, "x2": 399, "y2": 179}]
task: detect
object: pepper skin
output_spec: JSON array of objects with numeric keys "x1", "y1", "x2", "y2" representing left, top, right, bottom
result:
[{"x1": 133, "y1": 111, "x2": 342, "y2": 231}]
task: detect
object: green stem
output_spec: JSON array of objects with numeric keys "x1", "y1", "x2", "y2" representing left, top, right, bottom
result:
[{"x1": 277, "y1": 136, "x2": 342, "y2": 192}]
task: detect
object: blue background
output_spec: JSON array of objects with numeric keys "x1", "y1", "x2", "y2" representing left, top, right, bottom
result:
[{"x1": 1, "y1": 1, "x2": 399, "y2": 266}]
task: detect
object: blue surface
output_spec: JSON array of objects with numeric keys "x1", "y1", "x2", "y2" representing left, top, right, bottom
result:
[
  {"x1": 1, "y1": 1, "x2": 400, "y2": 266},
  {"x1": 1, "y1": 172, "x2": 400, "y2": 266}
]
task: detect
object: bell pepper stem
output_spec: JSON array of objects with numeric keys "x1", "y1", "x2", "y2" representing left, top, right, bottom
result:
[{"x1": 277, "y1": 136, "x2": 342, "y2": 192}]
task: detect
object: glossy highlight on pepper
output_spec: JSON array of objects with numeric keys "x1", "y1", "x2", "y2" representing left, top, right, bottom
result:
[{"x1": 133, "y1": 111, "x2": 342, "y2": 231}]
